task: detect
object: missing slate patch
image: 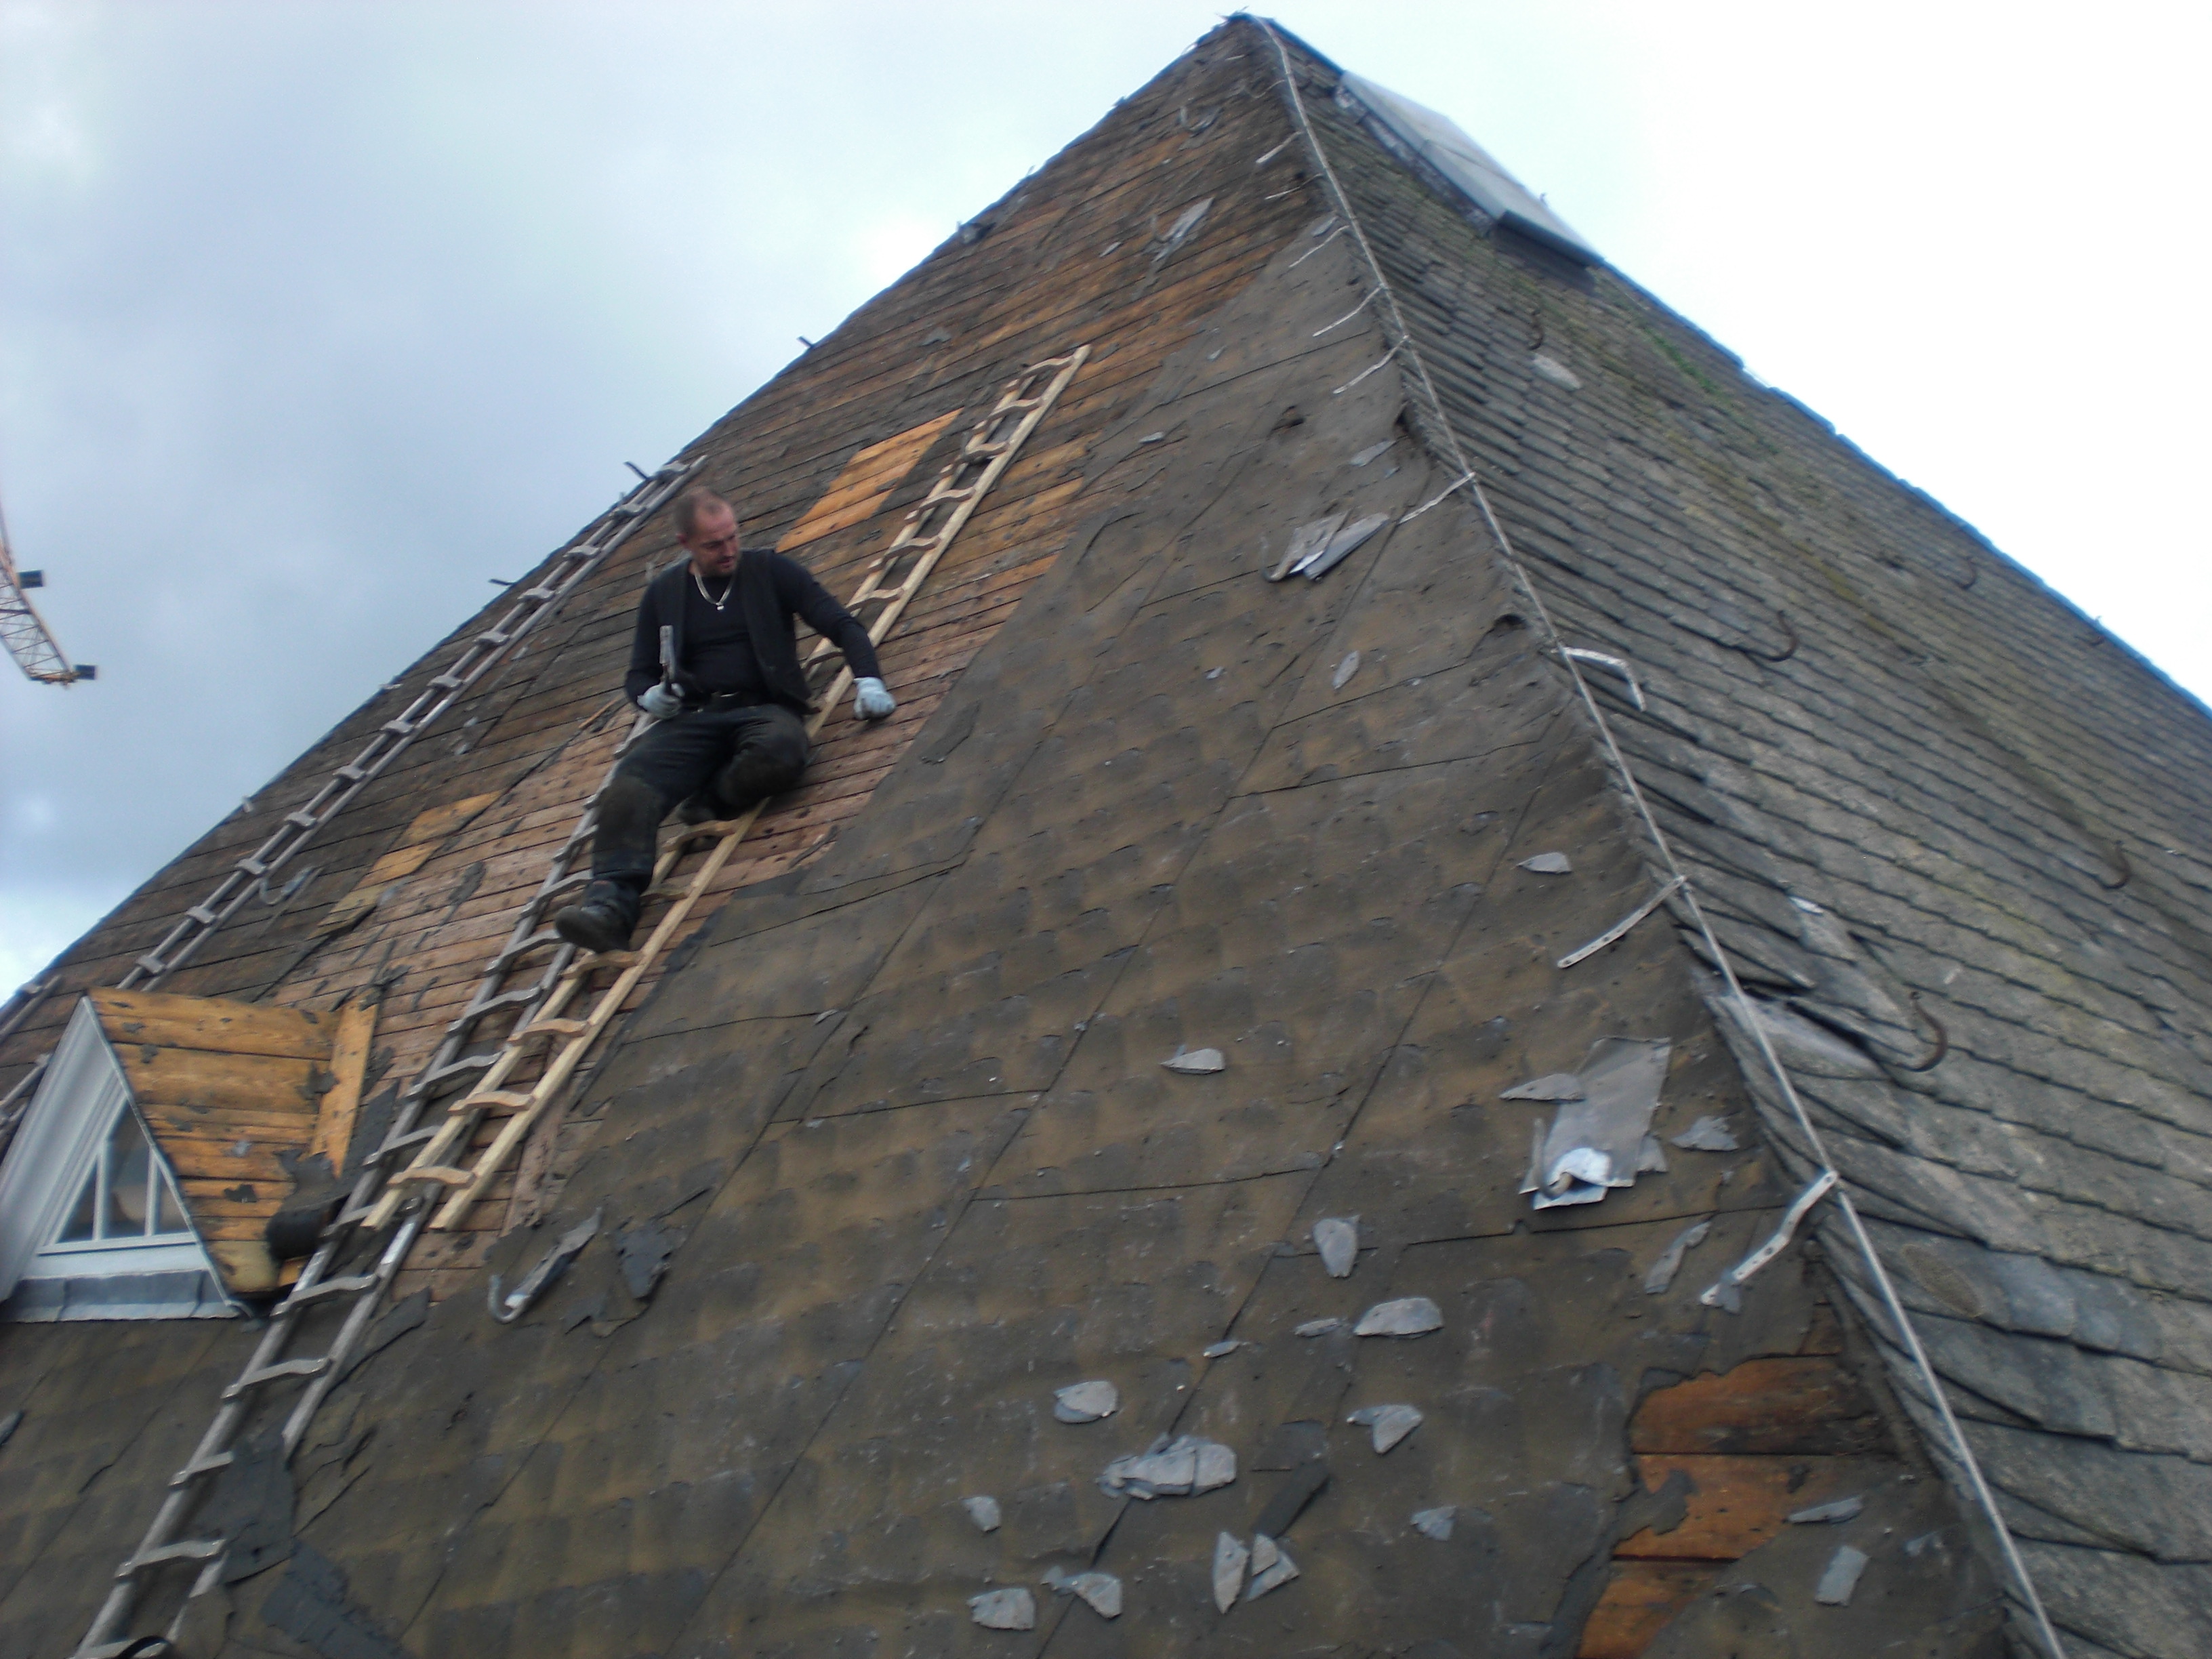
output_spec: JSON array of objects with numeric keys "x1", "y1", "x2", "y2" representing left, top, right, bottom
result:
[
  {"x1": 614, "y1": 1217, "x2": 687, "y2": 1301},
  {"x1": 260, "y1": 1542, "x2": 413, "y2": 1659}
]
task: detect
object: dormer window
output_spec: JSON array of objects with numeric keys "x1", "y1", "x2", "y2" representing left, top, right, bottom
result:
[{"x1": 44, "y1": 1104, "x2": 194, "y2": 1256}]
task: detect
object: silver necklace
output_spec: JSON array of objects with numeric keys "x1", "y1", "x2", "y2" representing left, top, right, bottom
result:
[{"x1": 693, "y1": 567, "x2": 735, "y2": 611}]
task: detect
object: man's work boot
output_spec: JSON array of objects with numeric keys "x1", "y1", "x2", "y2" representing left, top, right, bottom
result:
[
  {"x1": 674, "y1": 792, "x2": 725, "y2": 827},
  {"x1": 553, "y1": 879, "x2": 640, "y2": 954}
]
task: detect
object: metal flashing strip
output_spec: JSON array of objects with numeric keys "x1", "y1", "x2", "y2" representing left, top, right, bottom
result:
[
  {"x1": 1254, "y1": 23, "x2": 2068, "y2": 1658},
  {"x1": 1556, "y1": 876, "x2": 1685, "y2": 969}
]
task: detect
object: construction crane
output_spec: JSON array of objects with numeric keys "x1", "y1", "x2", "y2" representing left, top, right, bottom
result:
[{"x1": 0, "y1": 497, "x2": 94, "y2": 686}]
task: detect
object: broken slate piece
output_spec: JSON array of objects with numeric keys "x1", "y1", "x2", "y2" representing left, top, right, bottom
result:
[
  {"x1": 1671, "y1": 1115, "x2": 1740, "y2": 1152},
  {"x1": 968, "y1": 1587, "x2": 1036, "y2": 1630},
  {"x1": 1054, "y1": 1380, "x2": 1120, "y2": 1423},
  {"x1": 1814, "y1": 1544, "x2": 1870, "y2": 1606},
  {"x1": 1332, "y1": 650, "x2": 1361, "y2": 690},
  {"x1": 1788, "y1": 1494, "x2": 1865, "y2": 1525},
  {"x1": 1313, "y1": 1216, "x2": 1359, "y2": 1278},
  {"x1": 1520, "y1": 1038, "x2": 1673, "y2": 1210},
  {"x1": 1347, "y1": 1403, "x2": 1423, "y2": 1453},
  {"x1": 1212, "y1": 1532, "x2": 1250, "y2": 1612},
  {"x1": 1063, "y1": 1571, "x2": 1123, "y2": 1618},
  {"x1": 1163, "y1": 1046, "x2": 1226, "y2": 1075},
  {"x1": 1245, "y1": 1532, "x2": 1300, "y2": 1599},
  {"x1": 1519, "y1": 851, "x2": 1572, "y2": 874},
  {"x1": 1353, "y1": 1296, "x2": 1442, "y2": 1338},
  {"x1": 1267, "y1": 512, "x2": 1347, "y2": 581},
  {"x1": 1500, "y1": 1072, "x2": 1585, "y2": 1101},
  {"x1": 1294, "y1": 1316, "x2": 1345, "y2": 1337},
  {"x1": 1350, "y1": 439, "x2": 1395, "y2": 467},
  {"x1": 1301, "y1": 512, "x2": 1388, "y2": 581},
  {"x1": 1412, "y1": 1505, "x2": 1456, "y2": 1541},
  {"x1": 962, "y1": 1495, "x2": 1002, "y2": 1532},
  {"x1": 1643, "y1": 1219, "x2": 1713, "y2": 1296},
  {"x1": 1099, "y1": 1435, "x2": 1235, "y2": 1498},
  {"x1": 1637, "y1": 1134, "x2": 1669, "y2": 1174},
  {"x1": 1202, "y1": 1339, "x2": 1248, "y2": 1358}
]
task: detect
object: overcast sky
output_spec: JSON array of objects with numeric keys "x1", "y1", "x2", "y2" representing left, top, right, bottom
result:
[{"x1": 3, "y1": 1, "x2": 2207, "y2": 999}]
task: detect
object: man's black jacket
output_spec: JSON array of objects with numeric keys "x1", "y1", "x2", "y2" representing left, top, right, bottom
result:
[{"x1": 625, "y1": 550, "x2": 881, "y2": 714}]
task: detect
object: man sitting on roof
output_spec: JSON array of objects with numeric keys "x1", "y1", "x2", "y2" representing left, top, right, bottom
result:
[{"x1": 553, "y1": 486, "x2": 895, "y2": 952}]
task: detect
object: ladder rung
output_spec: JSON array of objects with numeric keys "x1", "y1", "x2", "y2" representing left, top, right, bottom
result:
[
  {"x1": 133, "y1": 954, "x2": 170, "y2": 977},
  {"x1": 567, "y1": 949, "x2": 638, "y2": 972},
  {"x1": 276, "y1": 1271, "x2": 379, "y2": 1310},
  {"x1": 490, "y1": 929, "x2": 565, "y2": 970},
  {"x1": 167, "y1": 1450, "x2": 234, "y2": 1488},
  {"x1": 460, "y1": 984, "x2": 544, "y2": 1019},
  {"x1": 335, "y1": 764, "x2": 368, "y2": 782},
  {"x1": 451, "y1": 1090, "x2": 535, "y2": 1116},
  {"x1": 519, "y1": 587, "x2": 558, "y2": 602},
  {"x1": 390, "y1": 1165, "x2": 472, "y2": 1187},
  {"x1": 119, "y1": 1537, "x2": 227, "y2": 1576},
  {"x1": 221, "y1": 1357, "x2": 330, "y2": 1401},
  {"x1": 476, "y1": 631, "x2": 512, "y2": 648},
  {"x1": 237, "y1": 855, "x2": 270, "y2": 877},
  {"x1": 429, "y1": 674, "x2": 466, "y2": 691},
  {"x1": 380, "y1": 719, "x2": 417, "y2": 737},
  {"x1": 377, "y1": 1125, "x2": 441, "y2": 1155},
  {"x1": 185, "y1": 905, "x2": 220, "y2": 926},
  {"x1": 283, "y1": 809, "x2": 319, "y2": 830},
  {"x1": 519, "y1": 1018, "x2": 587, "y2": 1039},
  {"x1": 415, "y1": 1053, "x2": 497, "y2": 1089}
]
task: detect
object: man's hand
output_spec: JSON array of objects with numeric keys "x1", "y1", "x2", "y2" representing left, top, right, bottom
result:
[
  {"x1": 853, "y1": 676, "x2": 896, "y2": 721},
  {"x1": 638, "y1": 682, "x2": 687, "y2": 720}
]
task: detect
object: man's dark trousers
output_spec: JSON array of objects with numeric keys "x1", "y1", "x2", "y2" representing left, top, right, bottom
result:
[{"x1": 592, "y1": 701, "x2": 809, "y2": 898}]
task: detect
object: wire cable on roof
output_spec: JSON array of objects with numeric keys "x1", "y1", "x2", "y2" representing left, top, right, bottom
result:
[{"x1": 1253, "y1": 20, "x2": 2068, "y2": 1658}]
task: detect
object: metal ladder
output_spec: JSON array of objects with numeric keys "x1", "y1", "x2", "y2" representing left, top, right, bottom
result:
[{"x1": 70, "y1": 346, "x2": 1086, "y2": 1656}]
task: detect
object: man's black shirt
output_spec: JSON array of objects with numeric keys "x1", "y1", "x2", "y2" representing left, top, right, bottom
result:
[{"x1": 626, "y1": 550, "x2": 880, "y2": 710}]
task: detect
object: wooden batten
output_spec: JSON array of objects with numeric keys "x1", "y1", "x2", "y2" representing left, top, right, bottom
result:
[{"x1": 87, "y1": 988, "x2": 337, "y2": 1296}]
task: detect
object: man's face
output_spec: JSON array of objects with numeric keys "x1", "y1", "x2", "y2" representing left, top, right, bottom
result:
[{"x1": 682, "y1": 504, "x2": 741, "y2": 579}]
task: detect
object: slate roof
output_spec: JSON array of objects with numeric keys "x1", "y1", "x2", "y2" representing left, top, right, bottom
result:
[
  {"x1": 0, "y1": 18, "x2": 2202, "y2": 1659},
  {"x1": 1263, "y1": 23, "x2": 2212, "y2": 1657}
]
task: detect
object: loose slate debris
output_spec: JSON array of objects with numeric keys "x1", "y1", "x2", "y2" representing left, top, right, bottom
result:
[
  {"x1": 1313, "y1": 1216, "x2": 1359, "y2": 1278},
  {"x1": 1213, "y1": 1532, "x2": 1250, "y2": 1612},
  {"x1": 1788, "y1": 1495, "x2": 1866, "y2": 1525},
  {"x1": 1350, "y1": 439, "x2": 1395, "y2": 466},
  {"x1": 1643, "y1": 1218, "x2": 1713, "y2": 1295},
  {"x1": 1044, "y1": 1566, "x2": 1124, "y2": 1618},
  {"x1": 1637, "y1": 1134, "x2": 1669, "y2": 1174},
  {"x1": 1519, "y1": 852, "x2": 1573, "y2": 874},
  {"x1": 1412, "y1": 1505, "x2": 1456, "y2": 1541},
  {"x1": 1814, "y1": 1544, "x2": 1870, "y2": 1605},
  {"x1": 1332, "y1": 649, "x2": 1361, "y2": 690},
  {"x1": 1353, "y1": 1296, "x2": 1443, "y2": 1337},
  {"x1": 969, "y1": 1587, "x2": 1037, "y2": 1630},
  {"x1": 962, "y1": 1495, "x2": 1002, "y2": 1532},
  {"x1": 1162, "y1": 1046, "x2": 1226, "y2": 1074},
  {"x1": 1267, "y1": 512, "x2": 1346, "y2": 581},
  {"x1": 1300, "y1": 513, "x2": 1390, "y2": 582},
  {"x1": 1054, "y1": 1380, "x2": 1120, "y2": 1422},
  {"x1": 0, "y1": 1409, "x2": 20, "y2": 1449},
  {"x1": 1246, "y1": 1533, "x2": 1300, "y2": 1599},
  {"x1": 199, "y1": 1429, "x2": 294, "y2": 1583},
  {"x1": 613, "y1": 1216, "x2": 686, "y2": 1301},
  {"x1": 1202, "y1": 1339, "x2": 1250, "y2": 1357},
  {"x1": 1100, "y1": 1434, "x2": 1237, "y2": 1498},
  {"x1": 489, "y1": 1208, "x2": 600, "y2": 1324},
  {"x1": 1347, "y1": 1403, "x2": 1423, "y2": 1452},
  {"x1": 1519, "y1": 1038, "x2": 1673, "y2": 1210},
  {"x1": 1500, "y1": 1071, "x2": 1584, "y2": 1101},
  {"x1": 1294, "y1": 1317, "x2": 1345, "y2": 1337},
  {"x1": 1671, "y1": 1115, "x2": 1740, "y2": 1152},
  {"x1": 1531, "y1": 352, "x2": 1584, "y2": 390}
]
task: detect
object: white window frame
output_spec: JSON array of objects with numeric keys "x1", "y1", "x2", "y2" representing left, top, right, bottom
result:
[{"x1": 0, "y1": 998, "x2": 229, "y2": 1318}]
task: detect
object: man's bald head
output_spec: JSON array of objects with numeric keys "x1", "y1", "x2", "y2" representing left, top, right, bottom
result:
[
  {"x1": 673, "y1": 487, "x2": 734, "y2": 542},
  {"x1": 675, "y1": 488, "x2": 741, "y2": 580}
]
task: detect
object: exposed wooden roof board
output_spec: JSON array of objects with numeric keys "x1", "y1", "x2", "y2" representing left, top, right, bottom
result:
[{"x1": 89, "y1": 989, "x2": 332, "y2": 1294}]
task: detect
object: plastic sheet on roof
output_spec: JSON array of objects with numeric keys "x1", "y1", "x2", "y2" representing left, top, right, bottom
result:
[{"x1": 1337, "y1": 72, "x2": 1601, "y2": 264}]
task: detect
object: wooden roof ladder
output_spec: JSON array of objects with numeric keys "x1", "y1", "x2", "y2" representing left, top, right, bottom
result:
[{"x1": 68, "y1": 345, "x2": 1087, "y2": 1658}]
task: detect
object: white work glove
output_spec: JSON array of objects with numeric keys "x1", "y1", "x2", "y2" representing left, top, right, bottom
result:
[
  {"x1": 853, "y1": 676, "x2": 896, "y2": 721},
  {"x1": 638, "y1": 682, "x2": 687, "y2": 720}
]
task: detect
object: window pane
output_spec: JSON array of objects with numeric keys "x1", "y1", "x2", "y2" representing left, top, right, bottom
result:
[
  {"x1": 155, "y1": 1166, "x2": 190, "y2": 1236},
  {"x1": 56, "y1": 1162, "x2": 100, "y2": 1243},
  {"x1": 105, "y1": 1111, "x2": 155, "y2": 1236}
]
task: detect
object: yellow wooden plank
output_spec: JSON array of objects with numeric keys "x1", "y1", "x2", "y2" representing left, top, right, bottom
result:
[
  {"x1": 89, "y1": 987, "x2": 333, "y2": 1061},
  {"x1": 308, "y1": 999, "x2": 378, "y2": 1168},
  {"x1": 778, "y1": 409, "x2": 962, "y2": 550}
]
